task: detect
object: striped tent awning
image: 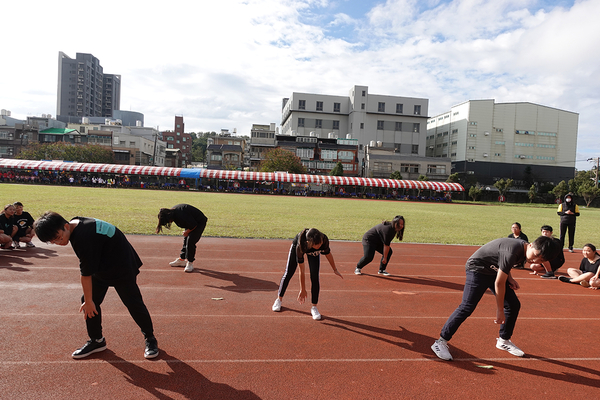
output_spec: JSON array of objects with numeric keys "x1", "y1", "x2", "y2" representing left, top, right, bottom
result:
[{"x1": 0, "y1": 158, "x2": 464, "y2": 192}]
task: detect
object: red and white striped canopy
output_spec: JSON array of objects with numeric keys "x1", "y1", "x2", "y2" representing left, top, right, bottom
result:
[{"x1": 0, "y1": 158, "x2": 464, "y2": 191}]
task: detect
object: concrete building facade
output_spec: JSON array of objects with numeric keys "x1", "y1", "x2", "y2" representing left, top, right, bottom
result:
[
  {"x1": 161, "y1": 116, "x2": 192, "y2": 167},
  {"x1": 57, "y1": 52, "x2": 120, "y2": 119},
  {"x1": 427, "y1": 100, "x2": 579, "y2": 185}
]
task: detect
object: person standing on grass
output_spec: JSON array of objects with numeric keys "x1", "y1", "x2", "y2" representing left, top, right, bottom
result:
[
  {"x1": 0, "y1": 204, "x2": 17, "y2": 249},
  {"x1": 12, "y1": 201, "x2": 36, "y2": 248},
  {"x1": 557, "y1": 192, "x2": 580, "y2": 253},
  {"x1": 559, "y1": 243, "x2": 600, "y2": 288},
  {"x1": 529, "y1": 225, "x2": 564, "y2": 279},
  {"x1": 272, "y1": 228, "x2": 343, "y2": 320},
  {"x1": 156, "y1": 204, "x2": 208, "y2": 273},
  {"x1": 354, "y1": 215, "x2": 405, "y2": 276},
  {"x1": 34, "y1": 211, "x2": 159, "y2": 359},
  {"x1": 431, "y1": 236, "x2": 561, "y2": 361}
]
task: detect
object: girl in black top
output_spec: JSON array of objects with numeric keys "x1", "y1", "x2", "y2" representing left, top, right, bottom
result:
[
  {"x1": 559, "y1": 243, "x2": 600, "y2": 288},
  {"x1": 355, "y1": 215, "x2": 405, "y2": 276},
  {"x1": 156, "y1": 204, "x2": 208, "y2": 273},
  {"x1": 557, "y1": 193, "x2": 580, "y2": 252},
  {"x1": 272, "y1": 228, "x2": 342, "y2": 320}
]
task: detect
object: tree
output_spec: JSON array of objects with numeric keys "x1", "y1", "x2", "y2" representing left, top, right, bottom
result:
[
  {"x1": 418, "y1": 174, "x2": 429, "y2": 181},
  {"x1": 446, "y1": 173, "x2": 459, "y2": 183},
  {"x1": 259, "y1": 148, "x2": 306, "y2": 174},
  {"x1": 493, "y1": 178, "x2": 513, "y2": 197},
  {"x1": 578, "y1": 180, "x2": 600, "y2": 207},
  {"x1": 551, "y1": 180, "x2": 569, "y2": 201},
  {"x1": 528, "y1": 184, "x2": 537, "y2": 203},
  {"x1": 390, "y1": 171, "x2": 402, "y2": 180},
  {"x1": 190, "y1": 131, "x2": 215, "y2": 163},
  {"x1": 330, "y1": 161, "x2": 344, "y2": 176},
  {"x1": 468, "y1": 185, "x2": 483, "y2": 201},
  {"x1": 17, "y1": 142, "x2": 114, "y2": 164}
]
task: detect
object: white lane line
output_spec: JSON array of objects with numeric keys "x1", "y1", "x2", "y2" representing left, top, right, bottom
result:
[{"x1": 2, "y1": 357, "x2": 600, "y2": 366}]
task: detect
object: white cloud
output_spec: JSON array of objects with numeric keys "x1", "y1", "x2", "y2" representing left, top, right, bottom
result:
[{"x1": 1, "y1": 0, "x2": 597, "y2": 169}]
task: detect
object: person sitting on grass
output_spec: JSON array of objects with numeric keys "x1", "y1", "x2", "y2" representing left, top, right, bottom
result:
[
  {"x1": 34, "y1": 211, "x2": 159, "y2": 359},
  {"x1": 529, "y1": 225, "x2": 564, "y2": 279},
  {"x1": 559, "y1": 243, "x2": 600, "y2": 288}
]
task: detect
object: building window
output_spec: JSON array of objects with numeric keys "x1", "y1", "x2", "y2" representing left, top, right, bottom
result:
[
  {"x1": 414, "y1": 105, "x2": 421, "y2": 115},
  {"x1": 333, "y1": 120, "x2": 339, "y2": 130},
  {"x1": 412, "y1": 145, "x2": 419, "y2": 154},
  {"x1": 298, "y1": 100, "x2": 305, "y2": 110},
  {"x1": 362, "y1": 90, "x2": 366, "y2": 96},
  {"x1": 338, "y1": 151, "x2": 353, "y2": 160},
  {"x1": 316, "y1": 101, "x2": 323, "y2": 111},
  {"x1": 400, "y1": 163, "x2": 419, "y2": 173},
  {"x1": 361, "y1": 103, "x2": 365, "y2": 110},
  {"x1": 333, "y1": 102, "x2": 340, "y2": 113},
  {"x1": 396, "y1": 103, "x2": 403, "y2": 113},
  {"x1": 167, "y1": 144, "x2": 174, "y2": 149},
  {"x1": 395, "y1": 122, "x2": 402, "y2": 131},
  {"x1": 321, "y1": 149, "x2": 337, "y2": 160},
  {"x1": 377, "y1": 120, "x2": 384, "y2": 130},
  {"x1": 452, "y1": 129, "x2": 458, "y2": 134},
  {"x1": 315, "y1": 119, "x2": 322, "y2": 129},
  {"x1": 378, "y1": 102, "x2": 385, "y2": 112},
  {"x1": 298, "y1": 118, "x2": 305, "y2": 128},
  {"x1": 360, "y1": 122, "x2": 364, "y2": 129},
  {"x1": 413, "y1": 123, "x2": 420, "y2": 133},
  {"x1": 427, "y1": 164, "x2": 446, "y2": 174},
  {"x1": 167, "y1": 137, "x2": 174, "y2": 141},
  {"x1": 296, "y1": 148, "x2": 314, "y2": 158}
]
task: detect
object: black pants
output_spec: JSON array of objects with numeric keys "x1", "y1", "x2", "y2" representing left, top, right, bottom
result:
[
  {"x1": 356, "y1": 242, "x2": 393, "y2": 272},
  {"x1": 83, "y1": 274, "x2": 154, "y2": 340},
  {"x1": 440, "y1": 270, "x2": 520, "y2": 341},
  {"x1": 180, "y1": 220, "x2": 207, "y2": 262},
  {"x1": 277, "y1": 243, "x2": 321, "y2": 304},
  {"x1": 559, "y1": 221, "x2": 576, "y2": 250}
]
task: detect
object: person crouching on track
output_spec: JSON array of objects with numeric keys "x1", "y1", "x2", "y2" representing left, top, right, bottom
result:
[
  {"x1": 354, "y1": 215, "x2": 405, "y2": 276},
  {"x1": 272, "y1": 228, "x2": 343, "y2": 320}
]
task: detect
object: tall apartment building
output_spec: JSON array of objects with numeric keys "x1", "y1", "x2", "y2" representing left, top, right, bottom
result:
[
  {"x1": 426, "y1": 100, "x2": 578, "y2": 185},
  {"x1": 248, "y1": 123, "x2": 277, "y2": 171},
  {"x1": 281, "y1": 85, "x2": 429, "y2": 155},
  {"x1": 57, "y1": 52, "x2": 121, "y2": 119},
  {"x1": 161, "y1": 115, "x2": 192, "y2": 167}
]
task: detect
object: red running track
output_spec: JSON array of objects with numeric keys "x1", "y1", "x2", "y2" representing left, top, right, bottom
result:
[{"x1": 1, "y1": 236, "x2": 599, "y2": 399}]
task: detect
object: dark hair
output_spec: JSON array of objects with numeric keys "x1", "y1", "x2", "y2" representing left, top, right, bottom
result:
[
  {"x1": 564, "y1": 193, "x2": 574, "y2": 201},
  {"x1": 531, "y1": 235, "x2": 562, "y2": 262},
  {"x1": 512, "y1": 222, "x2": 522, "y2": 230},
  {"x1": 156, "y1": 208, "x2": 175, "y2": 233},
  {"x1": 389, "y1": 215, "x2": 405, "y2": 241},
  {"x1": 13, "y1": 201, "x2": 23, "y2": 207},
  {"x1": 583, "y1": 243, "x2": 597, "y2": 253},
  {"x1": 34, "y1": 211, "x2": 69, "y2": 242},
  {"x1": 540, "y1": 225, "x2": 553, "y2": 232},
  {"x1": 305, "y1": 228, "x2": 323, "y2": 246}
]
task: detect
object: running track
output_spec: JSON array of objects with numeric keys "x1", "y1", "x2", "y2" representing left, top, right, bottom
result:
[{"x1": 1, "y1": 236, "x2": 599, "y2": 399}]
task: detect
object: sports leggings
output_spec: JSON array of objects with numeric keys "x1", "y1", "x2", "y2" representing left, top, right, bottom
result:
[{"x1": 277, "y1": 243, "x2": 321, "y2": 304}]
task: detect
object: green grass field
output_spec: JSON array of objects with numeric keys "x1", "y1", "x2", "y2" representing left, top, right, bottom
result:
[{"x1": 2, "y1": 183, "x2": 598, "y2": 247}]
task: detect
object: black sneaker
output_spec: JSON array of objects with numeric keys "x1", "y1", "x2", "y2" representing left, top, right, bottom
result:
[
  {"x1": 558, "y1": 276, "x2": 572, "y2": 283},
  {"x1": 541, "y1": 271, "x2": 556, "y2": 279},
  {"x1": 144, "y1": 337, "x2": 159, "y2": 359},
  {"x1": 72, "y1": 338, "x2": 107, "y2": 359}
]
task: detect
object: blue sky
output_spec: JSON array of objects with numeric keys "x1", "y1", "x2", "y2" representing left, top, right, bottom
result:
[{"x1": 1, "y1": 0, "x2": 597, "y2": 170}]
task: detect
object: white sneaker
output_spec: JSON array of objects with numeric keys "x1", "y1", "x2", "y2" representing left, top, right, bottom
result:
[
  {"x1": 184, "y1": 261, "x2": 194, "y2": 273},
  {"x1": 311, "y1": 306, "x2": 322, "y2": 320},
  {"x1": 431, "y1": 338, "x2": 453, "y2": 361},
  {"x1": 496, "y1": 338, "x2": 524, "y2": 357},
  {"x1": 354, "y1": 268, "x2": 362, "y2": 275},
  {"x1": 26, "y1": 242, "x2": 35, "y2": 248},
  {"x1": 169, "y1": 258, "x2": 186, "y2": 267},
  {"x1": 272, "y1": 298, "x2": 282, "y2": 312}
]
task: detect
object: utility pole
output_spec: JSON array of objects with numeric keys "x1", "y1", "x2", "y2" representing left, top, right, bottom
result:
[{"x1": 588, "y1": 157, "x2": 599, "y2": 187}]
